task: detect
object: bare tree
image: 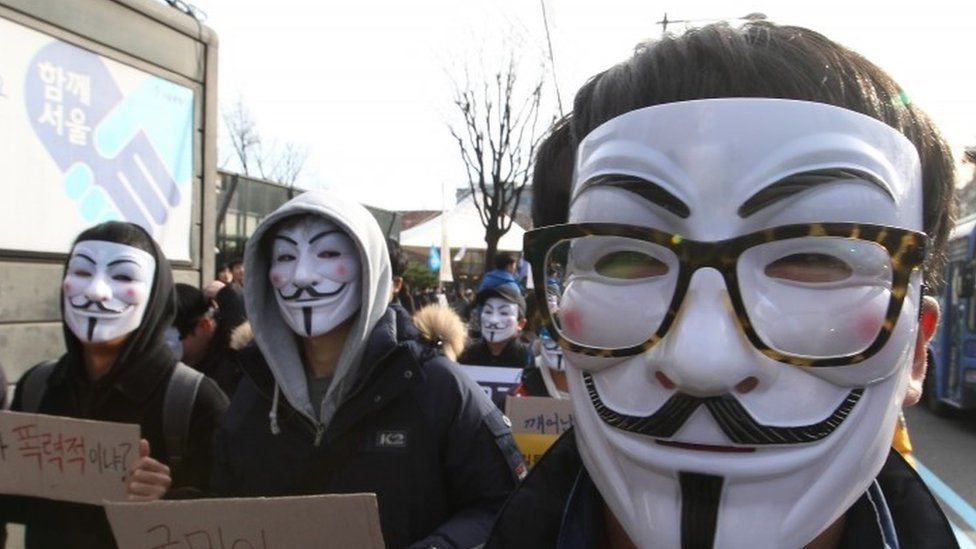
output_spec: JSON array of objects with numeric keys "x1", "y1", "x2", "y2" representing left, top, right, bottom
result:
[
  {"x1": 221, "y1": 96, "x2": 308, "y2": 189},
  {"x1": 449, "y1": 55, "x2": 545, "y2": 270},
  {"x1": 223, "y1": 97, "x2": 261, "y2": 176}
]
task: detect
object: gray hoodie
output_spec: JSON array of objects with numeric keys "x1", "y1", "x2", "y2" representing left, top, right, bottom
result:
[{"x1": 243, "y1": 190, "x2": 392, "y2": 434}]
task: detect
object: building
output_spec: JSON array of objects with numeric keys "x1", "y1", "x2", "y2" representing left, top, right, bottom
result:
[
  {"x1": 215, "y1": 171, "x2": 402, "y2": 266},
  {"x1": 455, "y1": 185, "x2": 533, "y2": 229}
]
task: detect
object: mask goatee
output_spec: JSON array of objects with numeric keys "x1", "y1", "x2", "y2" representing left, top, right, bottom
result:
[
  {"x1": 87, "y1": 318, "x2": 97, "y2": 341},
  {"x1": 679, "y1": 472, "x2": 724, "y2": 549},
  {"x1": 303, "y1": 307, "x2": 313, "y2": 336}
]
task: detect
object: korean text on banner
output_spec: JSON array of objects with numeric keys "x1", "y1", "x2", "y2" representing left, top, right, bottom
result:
[
  {"x1": 505, "y1": 396, "x2": 574, "y2": 468},
  {"x1": 0, "y1": 410, "x2": 139, "y2": 504},
  {"x1": 106, "y1": 494, "x2": 385, "y2": 549}
]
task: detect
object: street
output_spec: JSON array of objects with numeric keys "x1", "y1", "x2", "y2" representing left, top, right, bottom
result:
[{"x1": 905, "y1": 405, "x2": 976, "y2": 547}]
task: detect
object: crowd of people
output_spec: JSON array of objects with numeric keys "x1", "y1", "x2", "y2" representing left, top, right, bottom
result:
[{"x1": 0, "y1": 19, "x2": 962, "y2": 549}]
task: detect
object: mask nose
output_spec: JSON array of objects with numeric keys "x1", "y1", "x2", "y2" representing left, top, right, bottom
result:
[
  {"x1": 653, "y1": 268, "x2": 772, "y2": 397},
  {"x1": 292, "y1": 251, "x2": 320, "y2": 289},
  {"x1": 85, "y1": 275, "x2": 112, "y2": 302}
]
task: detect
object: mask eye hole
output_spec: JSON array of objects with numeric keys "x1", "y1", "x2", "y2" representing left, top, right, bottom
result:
[
  {"x1": 318, "y1": 250, "x2": 340, "y2": 259},
  {"x1": 275, "y1": 253, "x2": 296, "y2": 262},
  {"x1": 112, "y1": 274, "x2": 134, "y2": 282},
  {"x1": 764, "y1": 253, "x2": 853, "y2": 283},
  {"x1": 594, "y1": 251, "x2": 668, "y2": 279}
]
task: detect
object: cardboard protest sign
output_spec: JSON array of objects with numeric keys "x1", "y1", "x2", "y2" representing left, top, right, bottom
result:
[
  {"x1": 0, "y1": 410, "x2": 139, "y2": 504},
  {"x1": 505, "y1": 396, "x2": 574, "y2": 468},
  {"x1": 460, "y1": 365, "x2": 523, "y2": 409},
  {"x1": 106, "y1": 494, "x2": 385, "y2": 549}
]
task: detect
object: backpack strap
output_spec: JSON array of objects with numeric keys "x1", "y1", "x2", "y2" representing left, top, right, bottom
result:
[
  {"x1": 163, "y1": 362, "x2": 204, "y2": 469},
  {"x1": 20, "y1": 360, "x2": 58, "y2": 413}
]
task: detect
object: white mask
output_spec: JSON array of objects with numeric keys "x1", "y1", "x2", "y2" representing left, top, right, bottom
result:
[
  {"x1": 480, "y1": 297, "x2": 520, "y2": 343},
  {"x1": 559, "y1": 99, "x2": 923, "y2": 548},
  {"x1": 63, "y1": 240, "x2": 156, "y2": 344},
  {"x1": 270, "y1": 217, "x2": 362, "y2": 337},
  {"x1": 537, "y1": 330, "x2": 565, "y2": 372}
]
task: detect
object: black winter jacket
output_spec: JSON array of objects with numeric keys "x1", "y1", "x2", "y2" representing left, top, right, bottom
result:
[
  {"x1": 0, "y1": 223, "x2": 228, "y2": 549},
  {"x1": 486, "y1": 430, "x2": 958, "y2": 548},
  {"x1": 458, "y1": 338, "x2": 531, "y2": 368},
  {"x1": 211, "y1": 309, "x2": 525, "y2": 549},
  {"x1": 4, "y1": 358, "x2": 228, "y2": 549}
]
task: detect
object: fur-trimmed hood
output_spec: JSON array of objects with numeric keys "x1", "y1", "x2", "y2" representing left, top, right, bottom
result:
[{"x1": 412, "y1": 305, "x2": 467, "y2": 361}]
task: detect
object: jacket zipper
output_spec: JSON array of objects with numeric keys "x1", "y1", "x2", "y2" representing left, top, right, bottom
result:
[{"x1": 260, "y1": 344, "x2": 410, "y2": 446}]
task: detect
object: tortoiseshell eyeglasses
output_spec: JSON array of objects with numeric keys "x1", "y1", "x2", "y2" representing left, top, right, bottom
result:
[{"x1": 525, "y1": 222, "x2": 926, "y2": 367}]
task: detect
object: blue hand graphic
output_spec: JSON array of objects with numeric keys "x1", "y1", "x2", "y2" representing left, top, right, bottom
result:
[{"x1": 25, "y1": 41, "x2": 193, "y2": 232}]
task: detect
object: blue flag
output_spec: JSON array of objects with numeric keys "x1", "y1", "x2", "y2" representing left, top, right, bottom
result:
[{"x1": 427, "y1": 244, "x2": 441, "y2": 272}]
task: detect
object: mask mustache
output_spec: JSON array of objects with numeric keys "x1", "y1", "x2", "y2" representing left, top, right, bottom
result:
[
  {"x1": 582, "y1": 372, "x2": 863, "y2": 445},
  {"x1": 68, "y1": 297, "x2": 128, "y2": 314},
  {"x1": 278, "y1": 283, "x2": 345, "y2": 301}
]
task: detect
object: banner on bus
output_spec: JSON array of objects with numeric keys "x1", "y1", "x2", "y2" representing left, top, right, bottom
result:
[{"x1": 0, "y1": 16, "x2": 195, "y2": 260}]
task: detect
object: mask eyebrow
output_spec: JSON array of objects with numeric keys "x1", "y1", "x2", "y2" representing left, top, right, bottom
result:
[
  {"x1": 71, "y1": 253, "x2": 96, "y2": 265},
  {"x1": 573, "y1": 174, "x2": 690, "y2": 219},
  {"x1": 738, "y1": 168, "x2": 894, "y2": 218},
  {"x1": 309, "y1": 230, "x2": 340, "y2": 244},
  {"x1": 107, "y1": 258, "x2": 141, "y2": 267},
  {"x1": 273, "y1": 235, "x2": 298, "y2": 245}
]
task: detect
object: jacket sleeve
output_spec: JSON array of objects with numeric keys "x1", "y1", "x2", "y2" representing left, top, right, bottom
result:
[
  {"x1": 410, "y1": 367, "x2": 525, "y2": 549},
  {"x1": 166, "y1": 377, "x2": 229, "y2": 498}
]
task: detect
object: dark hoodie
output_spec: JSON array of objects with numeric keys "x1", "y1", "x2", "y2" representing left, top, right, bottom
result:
[
  {"x1": 2, "y1": 222, "x2": 228, "y2": 549},
  {"x1": 212, "y1": 191, "x2": 524, "y2": 548}
]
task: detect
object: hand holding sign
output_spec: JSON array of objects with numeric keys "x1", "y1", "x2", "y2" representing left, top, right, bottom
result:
[{"x1": 125, "y1": 438, "x2": 171, "y2": 502}]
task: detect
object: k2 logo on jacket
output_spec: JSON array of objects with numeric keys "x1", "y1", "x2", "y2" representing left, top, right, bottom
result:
[{"x1": 375, "y1": 430, "x2": 408, "y2": 449}]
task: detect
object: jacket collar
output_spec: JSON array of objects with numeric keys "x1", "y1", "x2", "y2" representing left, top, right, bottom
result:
[
  {"x1": 50, "y1": 342, "x2": 174, "y2": 404},
  {"x1": 240, "y1": 306, "x2": 415, "y2": 403},
  {"x1": 490, "y1": 431, "x2": 954, "y2": 549}
]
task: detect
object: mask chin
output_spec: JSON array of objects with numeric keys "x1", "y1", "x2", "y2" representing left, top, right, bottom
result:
[
  {"x1": 482, "y1": 325, "x2": 517, "y2": 343},
  {"x1": 567, "y1": 337, "x2": 913, "y2": 548},
  {"x1": 277, "y1": 279, "x2": 362, "y2": 337},
  {"x1": 64, "y1": 311, "x2": 139, "y2": 344}
]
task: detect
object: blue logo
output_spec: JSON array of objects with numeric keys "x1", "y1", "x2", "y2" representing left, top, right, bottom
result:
[{"x1": 25, "y1": 41, "x2": 193, "y2": 233}]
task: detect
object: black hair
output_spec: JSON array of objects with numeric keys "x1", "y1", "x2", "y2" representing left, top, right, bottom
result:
[
  {"x1": 535, "y1": 21, "x2": 956, "y2": 289},
  {"x1": 209, "y1": 283, "x2": 247, "y2": 354},
  {"x1": 387, "y1": 238, "x2": 408, "y2": 277},
  {"x1": 174, "y1": 283, "x2": 209, "y2": 339},
  {"x1": 494, "y1": 252, "x2": 518, "y2": 271},
  {"x1": 228, "y1": 259, "x2": 244, "y2": 269},
  {"x1": 532, "y1": 115, "x2": 575, "y2": 228},
  {"x1": 74, "y1": 221, "x2": 156, "y2": 256}
]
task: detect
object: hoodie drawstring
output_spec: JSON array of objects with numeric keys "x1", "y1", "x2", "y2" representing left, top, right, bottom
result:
[{"x1": 269, "y1": 381, "x2": 281, "y2": 435}]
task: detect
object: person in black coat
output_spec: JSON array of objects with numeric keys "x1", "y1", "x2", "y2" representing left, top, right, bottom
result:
[
  {"x1": 1, "y1": 221, "x2": 228, "y2": 549},
  {"x1": 211, "y1": 190, "x2": 524, "y2": 549},
  {"x1": 488, "y1": 21, "x2": 957, "y2": 549},
  {"x1": 458, "y1": 284, "x2": 531, "y2": 368}
]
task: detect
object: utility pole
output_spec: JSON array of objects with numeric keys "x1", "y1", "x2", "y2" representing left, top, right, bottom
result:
[{"x1": 657, "y1": 12, "x2": 767, "y2": 35}]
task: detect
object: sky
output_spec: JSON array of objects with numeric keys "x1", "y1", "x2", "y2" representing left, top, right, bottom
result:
[{"x1": 189, "y1": 0, "x2": 976, "y2": 212}]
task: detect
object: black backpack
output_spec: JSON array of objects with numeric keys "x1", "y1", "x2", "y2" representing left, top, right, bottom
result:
[{"x1": 19, "y1": 360, "x2": 203, "y2": 468}]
